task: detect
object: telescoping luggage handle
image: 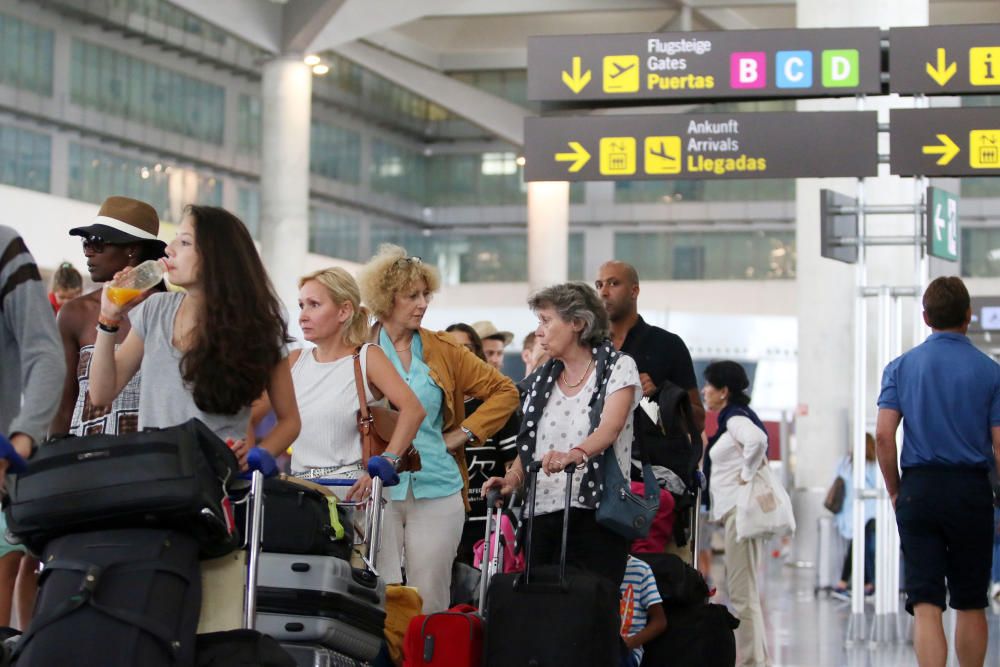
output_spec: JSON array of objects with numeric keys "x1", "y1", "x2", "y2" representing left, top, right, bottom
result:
[
  {"x1": 517, "y1": 460, "x2": 576, "y2": 593},
  {"x1": 478, "y1": 488, "x2": 506, "y2": 611}
]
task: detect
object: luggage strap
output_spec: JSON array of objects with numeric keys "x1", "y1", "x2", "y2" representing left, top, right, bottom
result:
[{"x1": 14, "y1": 557, "x2": 192, "y2": 660}]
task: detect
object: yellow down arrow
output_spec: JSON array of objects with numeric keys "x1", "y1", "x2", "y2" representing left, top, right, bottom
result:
[
  {"x1": 922, "y1": 134, "x2": 960, "y2": 165},
  {"x1": 562, "y1": 57, "x2": 592, "y2": 94},
  {"x1": 926, "y1": 48, "x2": 956, "y2": 86},
  {"x1": 555, "y1": 141, "x2": 591, "y2": 172}
]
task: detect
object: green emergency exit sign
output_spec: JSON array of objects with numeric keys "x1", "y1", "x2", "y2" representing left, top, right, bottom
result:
[{"x1": 926, "y1": 187, "x2": 959, "y2": 261}]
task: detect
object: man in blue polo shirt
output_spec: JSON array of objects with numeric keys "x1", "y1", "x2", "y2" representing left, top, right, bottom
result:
[{"x1": 877, "y1": 276, "x2": 1000, "y2": 667}]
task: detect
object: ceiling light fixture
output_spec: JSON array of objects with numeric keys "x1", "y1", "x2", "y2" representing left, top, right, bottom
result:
[
  {"x1": 304, "y1": 55, "x2": 321, "y2": 66},
  {"x1": 312, "y1": 64, "x2": 330, "y2": 75}
]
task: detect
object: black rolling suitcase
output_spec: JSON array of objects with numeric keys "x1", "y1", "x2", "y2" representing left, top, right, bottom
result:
[
  {"x1": 483, "y1": 463, "x2": 621, "y2": 667},
  {"x1": 5, "y1": 418, "x2": 240, "y2": 557},
  {"x1": 14, "y1": 528, "x2": 202, "y2": 667}
]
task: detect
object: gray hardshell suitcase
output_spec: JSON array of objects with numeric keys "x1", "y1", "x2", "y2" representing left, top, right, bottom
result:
[
  {"x1": 257, "y1": 553, "x2": 386, "y2": 608},
  {"x1": 256, "y1": 554, "x2": 386, "y2": 659},
  {"x1": 280, "y1": 642, "x2": 369, "y2": 667},
  {"x1": 254, "y1": 477, "x2": 388, "y2": 661}
]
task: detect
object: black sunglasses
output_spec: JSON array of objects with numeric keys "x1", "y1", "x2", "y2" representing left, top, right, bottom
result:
[{"x1": 81, "y1": 234, "x2": 107, "y2": 254}]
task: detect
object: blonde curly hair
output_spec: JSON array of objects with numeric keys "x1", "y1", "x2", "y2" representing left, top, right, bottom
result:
[{"x1": 357, "y1": 244, "x2": 441, "y2": 321}]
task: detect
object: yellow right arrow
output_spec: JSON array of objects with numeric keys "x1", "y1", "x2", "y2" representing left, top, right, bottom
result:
[
  {"x1": 922, "y1": 134, "x2": 960, "y2": 165},
  {"x1": 555, "y1": 141, "x2": 591, "y2": 172},
  {"x1": 561, "y1": 57, "x2": 592, "y2": 94},
  {"x1": 925, "y1": 48, "x2": 956, "y2": 86}
]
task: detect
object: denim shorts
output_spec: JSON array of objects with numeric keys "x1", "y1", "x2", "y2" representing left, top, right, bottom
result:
[{"x1": 895, "y1": 466, "x2": 993, "y2": 613}]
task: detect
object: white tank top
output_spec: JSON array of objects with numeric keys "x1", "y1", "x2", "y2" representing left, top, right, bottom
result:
[{"x1": 289, "y1": 344, "x2": 378, "y2": 472}]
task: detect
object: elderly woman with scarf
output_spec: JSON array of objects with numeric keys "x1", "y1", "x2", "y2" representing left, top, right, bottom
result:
[
  {"x1": 703, "y1": 360, "x2": 771, "y2": 667},
  {"x1": 483, "y1": 282, "x2": 641, "y2": 585}
]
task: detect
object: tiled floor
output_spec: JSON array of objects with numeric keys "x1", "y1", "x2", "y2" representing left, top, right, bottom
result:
[{"x1": 710, "y1": 551, "x2": 1000, "y2": 667}]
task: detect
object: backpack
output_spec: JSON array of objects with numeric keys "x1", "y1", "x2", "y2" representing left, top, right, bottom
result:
[{"x1": 631, "y1": 379, "x2": 700, "y2": 489}]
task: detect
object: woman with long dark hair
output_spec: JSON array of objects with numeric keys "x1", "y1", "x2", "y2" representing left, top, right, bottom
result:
[{"x1": 89, "y1": 205, "x2": 300, "y2": 461}]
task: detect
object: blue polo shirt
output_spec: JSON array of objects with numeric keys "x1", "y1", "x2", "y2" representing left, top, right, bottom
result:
[{"x1": 878, "y1": 332, "x2": 1000, "y2": 469}]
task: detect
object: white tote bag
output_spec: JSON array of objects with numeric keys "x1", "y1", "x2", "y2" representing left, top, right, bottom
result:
[{"x1": 735, "y1": 464, "x2": 796, "y2": 542}]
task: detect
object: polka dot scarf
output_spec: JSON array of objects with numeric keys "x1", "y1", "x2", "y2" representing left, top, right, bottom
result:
[{"x1": 517, "y1": 339, "x2": 620, "y2": 510}]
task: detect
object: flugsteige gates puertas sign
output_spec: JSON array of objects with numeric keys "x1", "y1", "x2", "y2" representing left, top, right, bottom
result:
[
  {"x1": 523, "y1": 111, "x2": 878, "y2": 182},
  {"x1": 526, "y1": 28, "x2": 882, "y2": 103}
]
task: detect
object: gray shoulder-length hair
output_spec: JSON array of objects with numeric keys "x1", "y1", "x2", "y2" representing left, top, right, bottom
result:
[{"x1": 528, "y1": 282, "x2": 610, "y2": 348}]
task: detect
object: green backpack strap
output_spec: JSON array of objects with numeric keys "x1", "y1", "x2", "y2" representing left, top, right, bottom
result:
[{"x1": 326, "y1": 496, "x2": 345, "y2": 540}]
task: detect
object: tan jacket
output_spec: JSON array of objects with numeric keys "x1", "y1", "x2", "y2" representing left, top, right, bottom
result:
[{"x1": 377, "y1": 326, "x2": 520, "y2": 510}]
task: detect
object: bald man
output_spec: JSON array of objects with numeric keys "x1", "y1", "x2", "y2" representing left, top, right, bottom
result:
[{"x1": 595, "y1": 260, "x2": 704, "y2": 431}]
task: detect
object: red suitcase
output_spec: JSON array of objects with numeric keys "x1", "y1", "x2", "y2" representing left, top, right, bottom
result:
[
  {"x1": 402, "y1": 604, "x2": 483, "y2": 667},
  {"x1": 402, "y1": 489, "x2": 507, "y2": 667}
]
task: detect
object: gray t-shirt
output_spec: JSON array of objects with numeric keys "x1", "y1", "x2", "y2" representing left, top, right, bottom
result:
[{"x1": 131, "y1": 292, "x2": 252, "y2": 442}]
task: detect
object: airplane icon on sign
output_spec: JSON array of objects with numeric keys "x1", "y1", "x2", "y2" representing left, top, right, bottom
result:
[
  {"x1": 648, "y1": 142, "x2": 677, "y2": 161},
  {"x1": 610, "y1": 62, "x2": 636, "y2": 78}
]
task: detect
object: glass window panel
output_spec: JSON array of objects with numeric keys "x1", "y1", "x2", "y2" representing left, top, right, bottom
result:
[
  {"x1": 0, "y1": 124, "x2": 49, "y2": 193},
  {"x1": 615, "y1": 230, "x2": 795, "y2": 280},
  {"x1": 68, "y1": 38, "x2": 225, "y2": 144}
]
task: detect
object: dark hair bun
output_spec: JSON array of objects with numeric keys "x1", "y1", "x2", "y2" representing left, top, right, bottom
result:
[{"x1": 703, "y1": 360, "x2": 752, "y2": 405}]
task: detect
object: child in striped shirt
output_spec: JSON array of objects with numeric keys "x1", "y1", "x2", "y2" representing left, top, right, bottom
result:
[{"x1": 620, "y1": 555, "x2": 668, "y2": 666}]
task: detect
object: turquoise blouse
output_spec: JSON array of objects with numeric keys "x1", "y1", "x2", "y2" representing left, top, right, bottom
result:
[{"x1": 380, "y1": 329, "x2": 463, "y2": 501}]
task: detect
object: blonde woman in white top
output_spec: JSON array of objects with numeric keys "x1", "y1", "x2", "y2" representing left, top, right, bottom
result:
[
  {"x1": 253, "y1": 267, "x2": 425, "y2": 584},
  {"x1": 703, "y1": 360, "x2": 770, "y2": 667}
]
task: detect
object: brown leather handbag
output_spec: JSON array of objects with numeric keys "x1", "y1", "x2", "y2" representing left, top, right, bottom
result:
[{"x1": 353, "y1": 348, "x2": 421, "y2": 472}]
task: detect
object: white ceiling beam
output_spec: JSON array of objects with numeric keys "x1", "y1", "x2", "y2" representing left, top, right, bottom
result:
[
  {"x1": 439, "y1": 49, "x2": 527, "y2": 71},
  {"x1": 363, "y1": 31, "x2": 444, "y2": 70},
  {"x1": 694, "y1": 7, "x2": 761, "y2": 31},
  {"x1": 430, "y1": 0, "x2": 673, "y2": 17},
  {"x1": 283, "y1": 0, "x2": 350, "y2": 54},
  {"x1": 333, "y1": 41, "x2": 529, "y2": 146},
  {"x1": 306, "y1": 0, "x2": 463, "y2": 53},
  {"x1": 166, "y1": 0, "x2": 283, "y2": 53},
  {"x1": 686, "y1": 0, "x2": 792, "y2": 7}
]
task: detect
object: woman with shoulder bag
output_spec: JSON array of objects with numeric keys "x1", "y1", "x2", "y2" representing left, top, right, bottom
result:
[
  {"x1": 252, "y1": 267, "x2": 426, "y2": 584},
  {"x1": 357, "y1": 245, "x2": 519, "y2": 614},
  {"x1": 703, "y1": 360, "x2": 771, "y2": 667},
  {"x1": 482, "y1": 282, "x2": 642, "y2": 586}
]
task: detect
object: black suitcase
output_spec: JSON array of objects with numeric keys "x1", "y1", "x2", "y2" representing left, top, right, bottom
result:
[
  {"x1": 236, "y1": 477, "x2": 352, "y2": 559},
  {"x1": 483, "y1": 464, "x2": 622, "y2": 667},
  {"x1": 5, "y1": 418, "x2": 240, "y2": 557},
  {"x1": 15, "y1": 528, "x2": 202, "y2": 667},
  {"x1": 640, "y1": 602, "x2": 738, "y2": 667}
]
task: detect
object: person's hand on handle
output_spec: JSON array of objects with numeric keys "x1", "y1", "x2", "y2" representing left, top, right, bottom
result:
[
  {"x1": 0, "y1": 433, "x2": 32, "y2": 494},
  {"x1": 226, "y1": 438, "x2": 250, "y2": 471},
  {"x1": 482, "y1": 471, "x2": 520, "y2": 499},
  {"x1": 347, "y1": 473, "x2": 373, "y2": 502},
  {"x1": 541, "y1": 448, "x2": 585, "y2": 476}
]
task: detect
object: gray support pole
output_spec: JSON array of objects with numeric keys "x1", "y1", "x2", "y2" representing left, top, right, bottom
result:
[{"x1": 847, "y1": 176, "x2": 868, "y2": 642}]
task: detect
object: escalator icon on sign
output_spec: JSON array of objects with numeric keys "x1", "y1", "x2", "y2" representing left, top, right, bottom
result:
[{"x1": 644, "y1": 136, "x2": 682, "y2": 174}]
